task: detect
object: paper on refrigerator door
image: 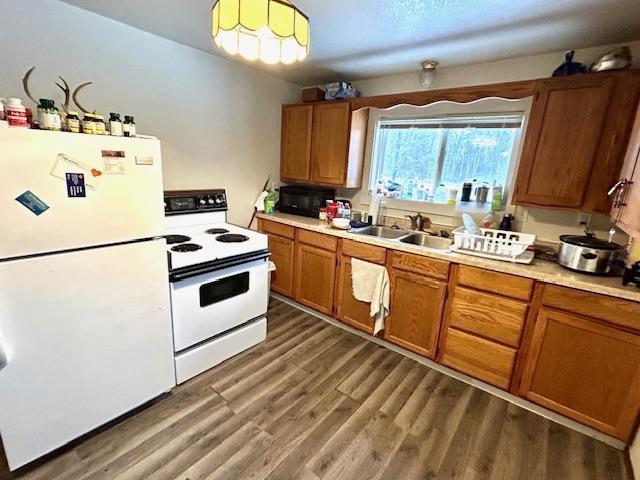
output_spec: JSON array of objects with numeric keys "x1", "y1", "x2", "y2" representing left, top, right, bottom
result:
[{"x1": 50, "y1": 154, "x2": 102, "y2": 190}]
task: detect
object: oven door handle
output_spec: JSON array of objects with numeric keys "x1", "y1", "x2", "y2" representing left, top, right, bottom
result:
[{"x1": 169, "y1": 250, "x2": 270, "y2": 283}]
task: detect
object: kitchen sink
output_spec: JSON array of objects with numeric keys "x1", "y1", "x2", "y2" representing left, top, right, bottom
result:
[
  {"x1": 352, "y1": 226, "x2": 409, "y2": 239},
  {"x1": 399, "y1": 233, "x2": 453, "y2": 251}
]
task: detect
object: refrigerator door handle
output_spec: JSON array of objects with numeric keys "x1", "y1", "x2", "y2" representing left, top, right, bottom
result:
[{"x1": 0, "y1": 343, "x2": 7, "y2": 370}]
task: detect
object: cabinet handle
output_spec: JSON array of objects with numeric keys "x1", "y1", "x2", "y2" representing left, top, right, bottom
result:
[{"x1": 608, "y1": 179, "x2": 628, "y2": 197}]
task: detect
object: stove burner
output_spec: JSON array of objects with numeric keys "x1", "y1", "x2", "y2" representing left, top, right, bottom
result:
[
  {"x1": 216, "y1": 234, "x2": 250, "y2": 243},
  {"x1": 171, "y1": 243, "x2": 203, "y2": 253},
  {"x1": 205, "y1": 228, "x2": 230, "y2": 235},
  {"x1": 164, "y1": 234, "x2": 192, "y2": 245}
]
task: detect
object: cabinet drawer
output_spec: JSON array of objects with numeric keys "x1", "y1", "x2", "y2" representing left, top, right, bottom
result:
[
  {"x1": 258, "y1": 219, "x2": 295, "y2": 240},
  {"x1": 457, "y1": 265, "x2": 533, "y2": 301},
  {"x1": 341, "y1": 239, "x2": 386, "y2": 264},
  {"x1": 448, "y1": 287, "x2": 527, "y2": 347},
  {"x1": 296, "y1": 229, "x2": 338, "y2": 251},
  {"x1": 542, "y1": 285, "x2": 640, "y2": 332},
  {"x1": 391, "y1": 251, "x2": 449, "y2": 280},
  {"x1": 440, "y1": 328, "x2": 516, "y2": 389}
]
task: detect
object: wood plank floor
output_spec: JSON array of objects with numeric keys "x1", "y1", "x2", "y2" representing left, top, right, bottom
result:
[{"x1": 1, "y1": 298, "x2": 630, "y2": 480}]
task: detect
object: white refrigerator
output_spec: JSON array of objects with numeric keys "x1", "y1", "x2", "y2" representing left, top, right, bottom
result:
[{"x1": 0, "y1": 129, "x2": 176, "y2": 471}]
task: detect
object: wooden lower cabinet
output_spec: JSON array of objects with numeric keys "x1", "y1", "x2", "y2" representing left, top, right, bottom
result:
[
  {"x1": 440, "y1": 328, "x2": 517, "y2": 390},
  {"x1": 519, "y1": 307, "x2": 640, "y2": 441},
  {"x1": 335, "y1": 256, "x2": 375, "y2": 334},
  {"x1": 384, "y1": 266, "x2": 447, "y2": 359},
  {"x1": 267, "y1": 234, "x2": 294, "y2": 297},
  {"x1": 294, "y1": 242, "x2": 336, "y2": 315}
]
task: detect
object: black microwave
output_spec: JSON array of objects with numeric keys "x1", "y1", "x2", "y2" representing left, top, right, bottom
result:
[{"x1": 278, "y1": 185, "x2": 335, "y2": 218}]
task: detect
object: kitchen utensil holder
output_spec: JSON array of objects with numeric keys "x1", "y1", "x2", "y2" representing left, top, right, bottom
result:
[{"x1": 451, "y1": 226, "x2": 536, "y2": 260}]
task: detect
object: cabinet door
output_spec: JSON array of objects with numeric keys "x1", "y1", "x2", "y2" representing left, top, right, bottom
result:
[
  {"x1": 513, "y1": 76, "x2": 616, "y2": 209},
  {"x1": 519, "y1": 308, "x2": 640, "y2": 441},
  {"x1": 384, "y1": 269, "x2": 447, "y2": 358},
  {"x1": 310, "y1": 102, "x2": 351, "y2": 186},
  {"x1": 294, "y1": 243, "x2": 336, "y2": 315},
  {"x1": 281, "y1": 105, "x2": 313, "y2": 182},
  {"x1": 583, "y1": 72, "x2": 640, "y2": 212},
  {"x1": 268, "y1": 235, "x2": 294, "y2": 298},
  {"x1": 335, "y1": 256, "x2": 375, "y2": 334},
  {"x1": 612, "y1": 102, "x2": 640, "y2": 239}
]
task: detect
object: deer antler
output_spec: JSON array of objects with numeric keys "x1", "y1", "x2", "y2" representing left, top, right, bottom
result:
[
  {"x1": 72, "y1": 82, "x2": 95, "y2": 114},
  {"x1": 22, "y1": 66, "x2": 38, "y2": 105},
  {"x1": 55, "y1": 76, "x2": 71, "y2": 114}
]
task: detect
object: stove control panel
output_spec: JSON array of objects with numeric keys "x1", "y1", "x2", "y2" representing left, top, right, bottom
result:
[{"x1": 164, "y1": 190, "x2": 227, "y2": 215}]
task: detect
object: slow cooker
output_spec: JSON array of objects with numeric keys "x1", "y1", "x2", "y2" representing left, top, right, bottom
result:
[{"x1": 557, "y1": 233, "x2": 625, "y2": 275}]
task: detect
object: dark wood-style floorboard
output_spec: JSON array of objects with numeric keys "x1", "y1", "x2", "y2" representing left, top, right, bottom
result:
[{"x1": 0, "y1": 299, "x2": 630, "y2": 479}]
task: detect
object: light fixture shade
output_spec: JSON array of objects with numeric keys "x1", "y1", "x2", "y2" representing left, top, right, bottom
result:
[
  {"x1": 420, "y1": 61, "x2": 439, "y2": 89},
  {"x1": 212, "y1": 0, "x2": 310, "y2": 65}
]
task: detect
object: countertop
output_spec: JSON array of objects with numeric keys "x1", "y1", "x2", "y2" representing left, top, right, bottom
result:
[{"x1": 257, "y1": 212, "x2": 640, "y2": 303}]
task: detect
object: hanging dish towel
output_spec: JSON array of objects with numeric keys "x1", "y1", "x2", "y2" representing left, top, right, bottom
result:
[{"x1": 350, "y1": 258, "x2": 390, "y2": 336}]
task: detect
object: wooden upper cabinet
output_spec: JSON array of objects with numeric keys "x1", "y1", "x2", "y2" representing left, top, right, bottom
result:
[
  {"x1": 280, "y1": 102, "x2": 368, "y2": 188},
  {"x1": 514, "y1": 75, "x2": 616, "y2": 209},
  {"x1": 310, "y1": 102, "x2": 351, "y2": 186},
  {"x1": 519, "y1": 307, "x2": 640, "y2": 441},
  {"x1": 612, "y1": 100, "x2": 640, "y2": 239},
  {"x1": 513, "y1": 72, "x2": 640, "y2": 212},
  {"x1": 281, "y1": 105, "x2": 313, "y2": 182}
]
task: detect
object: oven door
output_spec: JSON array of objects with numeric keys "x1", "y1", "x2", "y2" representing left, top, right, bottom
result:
[{"x1": 170, "y1": 258, "x2": 268, "y2": 352}]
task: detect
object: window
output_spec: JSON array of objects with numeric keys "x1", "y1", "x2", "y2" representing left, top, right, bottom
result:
[{"x1": 370, "y1": 114, "x2": 523, "y2": 203}]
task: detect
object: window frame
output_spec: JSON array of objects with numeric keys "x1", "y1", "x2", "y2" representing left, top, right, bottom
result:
[{"x1": 359, "y1": 98, "x2": 533, "y2": 220}]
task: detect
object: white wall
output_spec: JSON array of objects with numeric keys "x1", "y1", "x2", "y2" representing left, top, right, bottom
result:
[
  {"x1": 0, "y1": 0, "x2": 300, "y2": 226},
  {"x1": 345, "y1": 41, "x2": 640, "y2": 243},
  {"x1": 352, "y1": 42, "x2": 640, "y2": 96}
]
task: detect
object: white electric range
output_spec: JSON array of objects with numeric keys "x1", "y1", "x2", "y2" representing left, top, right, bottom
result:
[{"x1": 164, "y1": 190, "x2": 269, "y2": 384}]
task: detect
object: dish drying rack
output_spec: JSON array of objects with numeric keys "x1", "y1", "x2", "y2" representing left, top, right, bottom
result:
[{"x1": 451, "y1": 227, "x2": 536, "y2": 264}]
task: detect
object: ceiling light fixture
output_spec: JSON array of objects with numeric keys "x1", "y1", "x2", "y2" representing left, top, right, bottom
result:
[
  {"x1": 211, "y1": 0, "x2": 310, "y2": 65},
  {"x1": 420, "y1": 60, "x2": 439, "y2": 89}
]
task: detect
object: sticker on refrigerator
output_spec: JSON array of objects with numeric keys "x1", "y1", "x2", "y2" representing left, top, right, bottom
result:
[
  {"x1": 50, "y1": 154, "x2": 101, "y2": 190},
  {"x1": 15, "y1": 190, "x2": 50, "y2": 216},
  {"x1": 135, "y1": 155, "x2": 154, "y2": 166},
  {"x1": 102, "y1": 150, "x2": 126, "y2": 175},
  {"x1": 66, "y1": 173, "x2": 86, "y2": 197}
]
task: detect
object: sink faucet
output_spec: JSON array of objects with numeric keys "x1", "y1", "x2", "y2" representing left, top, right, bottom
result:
[{"x1": 405, "y1": 213, "x2": 431, "y2": 231}]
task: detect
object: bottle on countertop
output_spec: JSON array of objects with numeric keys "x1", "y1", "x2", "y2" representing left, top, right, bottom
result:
[
  {"x1": 5, "y1": 98, "x2": 28, "y2": 127},
  {"x1": 264, "y1": 183, "x2": 277, "y2": 214},
  {"x1": 109, "y1": 113, "x2": 123, "y2": 136},
  {"x1": 492, "y1": 184, "x2": 503, "y2": 211},
  {"x1": 0, "y1": 98, "x2": 6, "y2": 121},
  {"x1": 499, "y1": 214, "x2": 515, "y2": 231},
  {"x1": 123, "y1": 115, "x2": 136, "y2": 137}
]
